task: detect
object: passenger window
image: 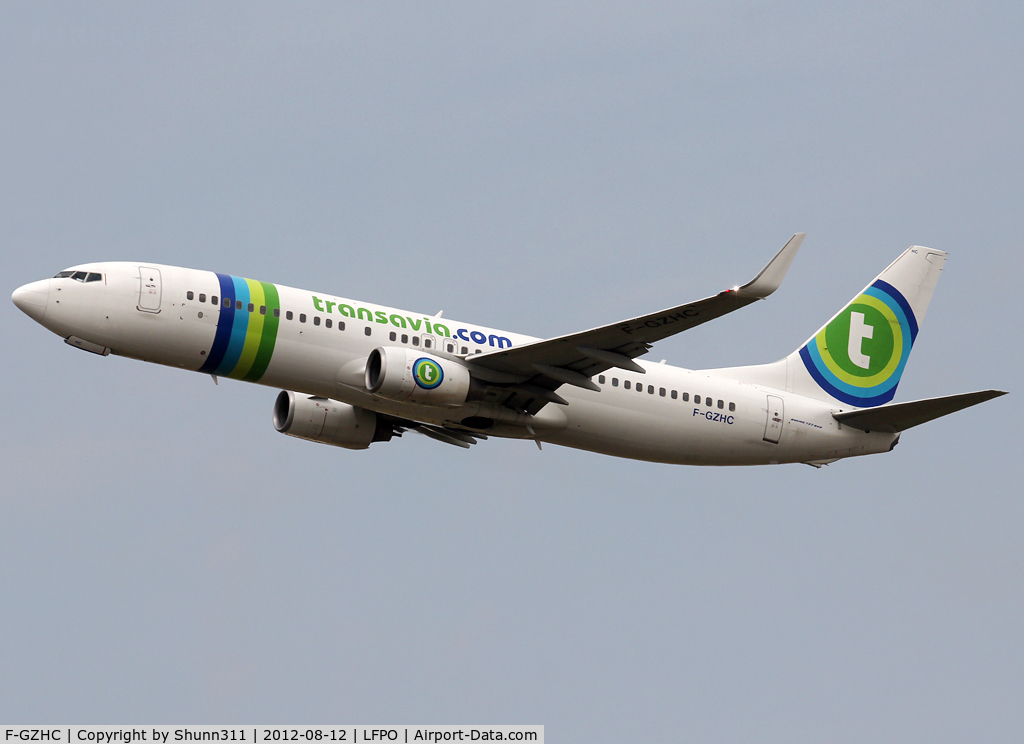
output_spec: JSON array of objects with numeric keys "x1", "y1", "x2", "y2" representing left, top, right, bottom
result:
[
  {"x1": 273, "y1": 308, "x2": 280, "y2": 318},
  {"x1": 364, "y1": 327, "x2": 371, "y2": 336},
  {"x1": 86, "y1": 273, "x2": 102, "y2": 282},
  {"x1": 683, "y1": 392, "x2": 689, "y2": 402},
  {"x1": 729, "y1": 402, "x2": 736, "y2": 412},
  {"x1": 637, "y1": 385, "x2": 644, "y2": 393},
  {"x1": 659, "y1": 387, "x2": 666, "y2": 397},
  {"x1": 198, "y1": 311, "x2": 203, "y2": 319},
  {"x1": 187, "y1": 291, "x2": 194, "y2": 300},
  {"x1": 612, "y1": 378, "x2": 619, "y2": 387},
  {"x1": 718, "y1": 399, "x2": 724, "y2": 409},
  {"x1": 446, "y1": 342, "x2": 455, "y2": 353},
  {"x1": 260, "y1": 305, "x2": 266, "y2": 315},
  {"x1": 286, "y1": 310, "x2": 293, "y2": 320},
  {"x1": 648, "y1": 385, "x2": 654, "y2": 394},
  {"x1": 299, "y1": 313, "x2": 306, "y2": 323},
  {"x1": 706, "y1": 397, "x2": 712, "y2": 407},
  {"x1": 401, "y1": 334, "x2": 408, "y2": 343},
  {"x1": 389, "y1": 331, "x2": 397, "y2": 341},
  {"x1": 248, "y1": 303, "x2": 254, "y2": 313},
  {"x1": 339, "y1": 321, "x2": 345, "y2": 331},
  {"x1": 412, "y1": 336, "x2": 420, "y2": 346},
  {"x1": 671, "y1": 390, "x2": 678, "y2": 399},
  {"x1": 313, "y1": 316, "x2": 320, "y2": 326},
  {"x1": 599, "y1": 375, "x2": 606, "y2": 384},
  {"x1": 461, "y1": 346, "x2": 468, "y2": 354},
  {"x1": 424, "y1": 339, "x2": 432, "y2": 348},
  {"x1": 236, "y1": 300, "x2": 242, "y2": 310},
  {"x1": 224, "y1": 298, "x2": 231, "y2": 308},
  {"x1": 199, "y1": 293, "x2": 206, "y2": 303},
  {"x1": 694, "y1": 395, "x2": 700, "y2": 404},
  {"x1": 211, "y1": 295, "x2": 218, "y2": 305},
  {"x1": 325, "y1": 319, "x2": 332, "y2": 328},
  {"x1": 72, "y1": 271, "x2": 87, "y2": 281},
  {"x1": 624, "y1": 380, "x2": 631, "y2": 390}
]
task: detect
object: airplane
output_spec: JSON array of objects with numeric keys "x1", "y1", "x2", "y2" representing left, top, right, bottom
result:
[{"x1": 11, "y1": 235, "x2": 1006, "y2": 467}]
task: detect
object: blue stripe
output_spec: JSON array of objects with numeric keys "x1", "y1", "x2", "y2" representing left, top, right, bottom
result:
[
  {"x1": 214, "y1": 276, "x2": 250, "y2": 375},
  {"x1": 198, "y1": 273, "x2": 236, "y2": 374},
  {"x1": 873, "y1": 279, "x2": 918, "y2": 341}
]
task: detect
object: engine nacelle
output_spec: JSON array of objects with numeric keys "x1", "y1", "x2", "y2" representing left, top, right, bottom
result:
[
  {"x1": 273, "y1": 390, "x2": 392, "y2": 449},
  {"x1": 365, "y1": 346, "x2": 471, "y2": 406}
]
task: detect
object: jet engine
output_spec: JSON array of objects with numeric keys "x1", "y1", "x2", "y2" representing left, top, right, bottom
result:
[
  {"x1": 273, "y1": 390, "x2": 392, "y2": 449},
  {"x1": 365, "y1": 346, "x2": 472, "y2": 406}
]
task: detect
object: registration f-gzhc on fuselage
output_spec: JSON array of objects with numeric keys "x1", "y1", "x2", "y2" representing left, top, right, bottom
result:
[{"x1": 11, "y1": 235, "x2": 1005, "y2": 467}]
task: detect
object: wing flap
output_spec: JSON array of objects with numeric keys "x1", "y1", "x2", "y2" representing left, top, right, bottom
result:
[{"x1": 833, "y1": 390, "x2": 1007, "y2": 433}]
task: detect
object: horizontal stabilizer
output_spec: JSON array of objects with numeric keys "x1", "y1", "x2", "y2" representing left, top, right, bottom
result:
[{"x1": 833, "y1": 390, "x2": 1007, "y2": 433}]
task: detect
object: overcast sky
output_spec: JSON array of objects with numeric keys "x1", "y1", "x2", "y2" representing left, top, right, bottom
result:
[{"x1": 1, "y1": 2, "x2": 1021, "y2": 740}]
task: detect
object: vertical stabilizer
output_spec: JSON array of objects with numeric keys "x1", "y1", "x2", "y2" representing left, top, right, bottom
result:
[
  {"x1": 788, "y1": 246, "x2": 946, "y2": 408},
  {"x1": 708, "y1": 246, "x2": 947, "y2": 408}
]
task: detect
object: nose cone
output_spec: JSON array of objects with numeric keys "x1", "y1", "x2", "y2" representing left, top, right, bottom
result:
[{"x1": 12, "y1": 279, "x2": 50, "y2": 323}]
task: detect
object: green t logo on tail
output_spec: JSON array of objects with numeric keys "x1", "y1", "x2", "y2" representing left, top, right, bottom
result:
[{"x1": 799, "y1": 280, "x2": 918, "y2": 407}]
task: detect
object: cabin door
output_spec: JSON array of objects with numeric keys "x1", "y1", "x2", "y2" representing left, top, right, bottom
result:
[
  {"x1": 764, "y1": 395, "x2": 784, "y2": 444},
  {"x1": 138, "y1": 267, "x2": 162, "y2": 313}
]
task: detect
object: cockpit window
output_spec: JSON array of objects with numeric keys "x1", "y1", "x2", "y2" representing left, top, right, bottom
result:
[
  {"x1": 54, "y1": 271, "x2": 74, "y2": 278},
  {"x1": 71, "y1": 271, "x2": 87, "y2": 282},
  {"x1": 85, "y1": 273, "x2": 102, "y2": 282}
]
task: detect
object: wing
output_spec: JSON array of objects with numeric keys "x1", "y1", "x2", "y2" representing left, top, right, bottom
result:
[{"x1": 465, "y1": 234, "x2": 804, "y2": 414}]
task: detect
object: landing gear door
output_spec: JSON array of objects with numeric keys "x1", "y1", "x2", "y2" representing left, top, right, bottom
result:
[
  {"x1": 764, "y1": 395, "x2": 784, "y2": 444},
  {"x1": 138, "y1": 267, "x2": 162, "y2": 313}
]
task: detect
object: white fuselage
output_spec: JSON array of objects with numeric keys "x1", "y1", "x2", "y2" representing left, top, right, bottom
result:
[{"x1": 16, "y1": 262, "x2": 898, "y2": 466}]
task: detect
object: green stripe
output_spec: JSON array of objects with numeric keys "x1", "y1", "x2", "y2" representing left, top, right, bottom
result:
[
  {"x1": 229, "y1": 278, "x2": 266, "y2": 380},
  {"x1": 243, "y1": 281, "x2": 280, "y2": 382}
]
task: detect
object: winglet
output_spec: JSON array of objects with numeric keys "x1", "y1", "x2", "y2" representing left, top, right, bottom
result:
[{"x1": 736, "y1": 233, "x2": 804, "y2": 299}]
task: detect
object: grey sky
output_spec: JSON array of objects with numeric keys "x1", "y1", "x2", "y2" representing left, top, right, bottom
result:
[{"x1": 1, "y1": 2, "x2": 1021, "y2": 740}]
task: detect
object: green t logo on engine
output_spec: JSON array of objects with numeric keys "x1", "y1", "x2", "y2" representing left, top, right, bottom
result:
[{"x1": 412, "y1": 358, "x2": 444, "y2": 390}]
